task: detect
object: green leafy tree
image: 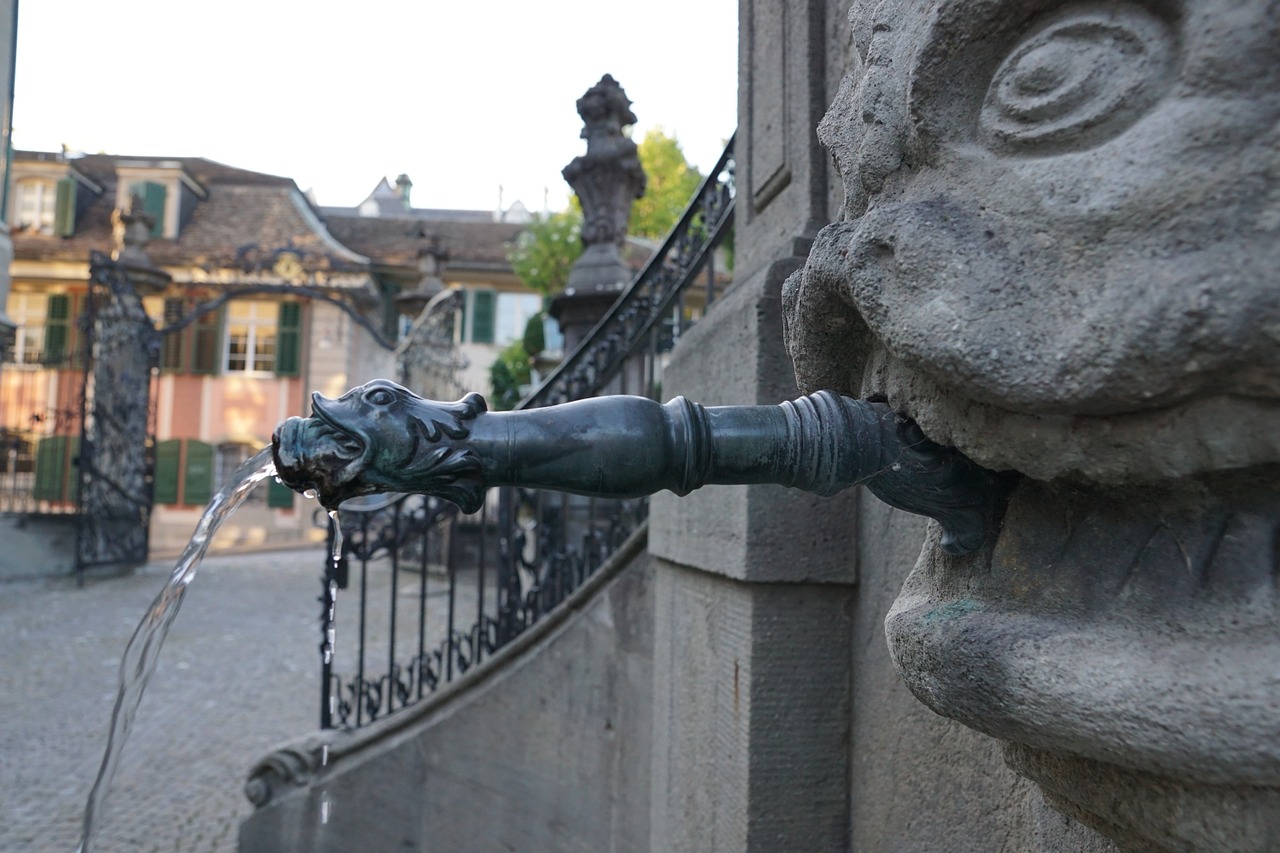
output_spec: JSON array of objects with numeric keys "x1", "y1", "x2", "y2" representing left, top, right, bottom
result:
[
  {"x1": 489, "y1": 340, "x2": 532, "y2": 411},
  {"x1": 507, "y1": 208, "x2": 583, "y2": 298},
  {"x1": 522, "y1": 311, "x2": 546, "y2": 358},
  {"x1": 629, "y1": 128, "x2": 704, "y2": 240},
  {"x1": 496, "y1": 129, "x2": 704, "y2": 402}
]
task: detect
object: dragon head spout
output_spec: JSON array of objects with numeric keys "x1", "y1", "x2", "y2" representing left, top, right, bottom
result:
[{"x1": 272, "y1": 379, "x2": 488, "y2": 511}]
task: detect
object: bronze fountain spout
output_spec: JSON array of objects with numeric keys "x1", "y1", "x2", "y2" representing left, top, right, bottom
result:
[{"x1": 272, "y1": 379, "x2": 1009, "y2": 555}]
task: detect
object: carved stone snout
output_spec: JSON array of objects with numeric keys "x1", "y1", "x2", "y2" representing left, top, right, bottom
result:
[{"x1": 272, "y1": 380, "x2": 1007, "y2": 554}]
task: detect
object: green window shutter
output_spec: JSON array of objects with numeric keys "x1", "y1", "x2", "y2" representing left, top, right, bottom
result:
[
  {"x1": 42, "y1": 294, "x2": 70, "y2": 367},
  {"x1": 379, "y1": 279, "x2": 401, "y2": 339},
  {"x1": 68, "y1": 294, "x2": 88, "y2": 371},
  {"x1": 141, "y1": 182, "x2": 167, "y2": 237},
  {"x1": 267, "y1": 477, "x2": 295, "y2": 509},
  {"x1": 275, "y1": 301, "x2": 302, "y2": 377},
  {"x1": 154, "y1": 439, "x2": 181, "y2": 504},
  {"x1": 190, "y1": 308, "x2": 221, "y2": 375},
  {"x1": 471, "y1": 290, "x2": 495, "y2": 344},
  {"x1": 183, "y1": 440, "x2": 214, "y2": 505},
  {"x1": 33, "y1": 435, "x2": 68, "y2": 501},
  {"x1": 159, "y1": 298, "x2": 185, "y2": 371},
  {"x1": 54, "y1": 178, "x2": 77, "y2": 237}
]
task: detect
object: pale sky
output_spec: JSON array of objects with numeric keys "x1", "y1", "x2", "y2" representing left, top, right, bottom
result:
[{"x1": 11, "y1": 0, "x2": 738, "y2": 213}]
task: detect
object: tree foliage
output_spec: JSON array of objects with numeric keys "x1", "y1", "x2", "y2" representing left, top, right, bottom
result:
[
  {"x1": 507, "y1": 209, "x2": 583, "y2": 298},
  {"x1": 489, "y1": 340, "x2": 532, "y2": 411},
  {"x1": 495, "y1": 130, "x2": 705, "y2": 404},
  {"x1": 629, "y1": 128, "x2": 703, "y2": 240}
]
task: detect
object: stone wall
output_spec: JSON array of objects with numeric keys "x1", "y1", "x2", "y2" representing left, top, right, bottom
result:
[{"x1": 240, "y1": 537, "x2": 655, "y2": 853}]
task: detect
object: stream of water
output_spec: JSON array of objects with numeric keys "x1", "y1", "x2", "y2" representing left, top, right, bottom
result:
[{"x1": 77, "y1": 447, "x2": 279, "y2": 853}]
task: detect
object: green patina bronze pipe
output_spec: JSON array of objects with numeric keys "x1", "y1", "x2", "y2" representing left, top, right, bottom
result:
[{"x1": 272, "y1": 379, "x2": 1008, "y2": 555}]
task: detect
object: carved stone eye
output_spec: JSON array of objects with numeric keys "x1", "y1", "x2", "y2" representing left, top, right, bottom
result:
[
  {"x1": 365, "y1": 388, "x2": 395, "y2": 406},
  {"x1": 979, "y1": 6, "x2": 1176, "y2": 153}
]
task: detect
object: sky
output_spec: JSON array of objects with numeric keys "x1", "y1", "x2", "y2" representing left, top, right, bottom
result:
[{"x1": 10, "y1": 0, "x2": 738, "y2": 213}]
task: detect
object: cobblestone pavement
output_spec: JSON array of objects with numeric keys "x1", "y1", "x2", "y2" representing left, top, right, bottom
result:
[{"x1": 0, "y1": 548, "x2": 329, "y2": 852}]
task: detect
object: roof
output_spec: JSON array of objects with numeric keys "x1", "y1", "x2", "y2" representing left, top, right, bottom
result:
[
  {"x1": 9, "y1": 152, "x2": 535, "y2": 281},
  {"x1": 322, "y1": 215, "x2": 527, "y2": 272},
  {"x1": 10, "y1": 150, "x2": 366, "y2": 273}
]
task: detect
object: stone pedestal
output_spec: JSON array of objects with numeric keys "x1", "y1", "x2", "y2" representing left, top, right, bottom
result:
[{"x1": 648, "y1": 253, "x2": 859, "y2": 852}]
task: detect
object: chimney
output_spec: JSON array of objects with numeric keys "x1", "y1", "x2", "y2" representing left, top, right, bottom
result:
[{"x1": 394, "y1": 174, "x2": 413, "y2": 211}]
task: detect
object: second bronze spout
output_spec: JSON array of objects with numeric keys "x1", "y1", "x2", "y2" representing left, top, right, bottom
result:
[{"x1": 272, "y1": 380, "x2": 1007, "y2": 555}]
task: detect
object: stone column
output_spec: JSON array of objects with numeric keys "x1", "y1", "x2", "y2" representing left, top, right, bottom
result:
[
  {"x1": 549, "y1": 74, "x2": 646, "y2": 355},
  {"x1": 642, "y1": 4, "x2": 868, "y2": 850}
]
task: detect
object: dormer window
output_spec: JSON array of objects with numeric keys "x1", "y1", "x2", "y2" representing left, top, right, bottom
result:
[
  {"x1": 11, "y1": 176, "x2": 77, "y2": 236},
  {"x1": 125, "y1": 181, "x2": 168, "y2": 237},
  {"x1": 13, "y1": 178, "x2": 55, "y2": 232},
  {"x1": 114, "y1": 162, "x2": 207, "y2": 240}
]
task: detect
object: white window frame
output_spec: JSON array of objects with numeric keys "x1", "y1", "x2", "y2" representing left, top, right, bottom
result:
[
  {"x1": 494, "y1": 292, "x2": 545, "y2": 347},
  {"x1": 7, "y1": 292, "x2": 49, "y2": 365},
  {"x1": 11, "y1": 178, "x2": 57, "y2": 234},
  {"x1": 223, "y1": 302, "x2": 278, "y2": 375}
]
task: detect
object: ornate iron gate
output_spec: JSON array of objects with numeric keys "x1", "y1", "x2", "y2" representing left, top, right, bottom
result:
[{"x1": 74, "y1": 253, "x2": 160, "y2": 577}]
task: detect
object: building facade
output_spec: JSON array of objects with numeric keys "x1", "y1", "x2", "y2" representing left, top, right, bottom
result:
[{"x1": 2, "y1": 153, "x2": 546, "y2": 557}]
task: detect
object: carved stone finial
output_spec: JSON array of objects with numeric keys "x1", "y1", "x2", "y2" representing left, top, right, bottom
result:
[
  {"x1": 113, "y1": 194, "x2": 154, "y2": 262},
  {"x1": 561, "y1": 75, "x2": 645, "y2": 263},
  {"x1": 110, "y1": 194, "x2": 169, "y2": 295},
  {"x1": 553, "y1": 75, "x2": 648, "y2": 351}
]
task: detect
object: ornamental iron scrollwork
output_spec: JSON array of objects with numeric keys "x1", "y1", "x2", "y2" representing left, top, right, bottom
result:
[
  {"x1": 75, "y1": 253, "x2": 160, "y2": 576},
  {"x1": 314, "y1": 136, "x2": 737, "y2": 730}
]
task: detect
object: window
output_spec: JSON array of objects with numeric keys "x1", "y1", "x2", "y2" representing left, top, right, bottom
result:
[
  {"x1": 7, "y1": 293, "x2": 48, "y2": 365},
  {"x1": 459, "y1": 289, "x2": 549, "y2": 347},
  {"x1": 4, "y1": 292, "x2": 79, "y2": 367},
  {"x1": 11, "y1": 177, "x2": 76, "y2": 236},
  {"x1": 12, "y1": 178, "x2": 56, "y2": 233},
  {"x1": 495, "y1": 292, "x2": 544, "y2": 347},
  {"x1": 224, "y1": 302, "x2": 278, "y2": 374},
  {"x1": 126, "y1": 181, "x2": 167, "y2": 238},
  {"x1": 541, "y1": 313, "x2": 565, "y2": 354},
  {"x1": 146, "y1": 297, "x2": 223, "y2": 375}
]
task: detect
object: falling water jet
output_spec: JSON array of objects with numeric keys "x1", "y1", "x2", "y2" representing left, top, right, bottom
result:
[{"x1": 77, "y1": 447, "x2": 280, "y2": 853}]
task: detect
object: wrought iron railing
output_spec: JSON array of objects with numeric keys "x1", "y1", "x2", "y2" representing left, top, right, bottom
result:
[{"x1": 320, "y1": 133, "x2": 735, "y2": 729}]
